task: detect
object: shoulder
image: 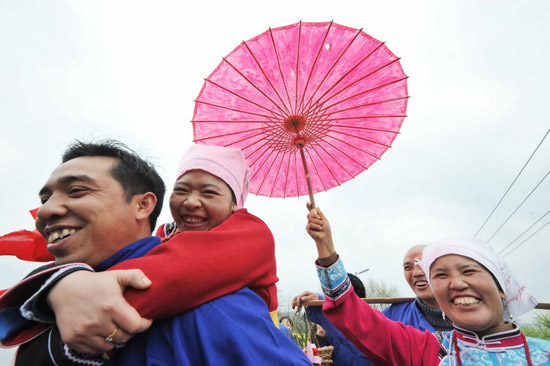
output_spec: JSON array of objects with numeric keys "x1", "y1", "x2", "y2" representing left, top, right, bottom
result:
[
  {"x1": 222, "y1": 209, "x2": 272, "y2": 233},
  {"x1": 383, "y1": 300, "x2": 416, "y2": 316}
]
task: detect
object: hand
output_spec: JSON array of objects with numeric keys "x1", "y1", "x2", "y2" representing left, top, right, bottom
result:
[
  {"x1": 47, "y1": 269, "x2": 153, "y2": 355},
  {"x1": 291, "y1": 291, "x2": 320, "y2": 312},
  {"x1": 306, "y1": 203, "x2": 335, "y2": 259}
]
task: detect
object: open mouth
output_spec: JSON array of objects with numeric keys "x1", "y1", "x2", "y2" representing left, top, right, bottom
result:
[
  {"x1": 415, "y1": 280, "x2": 428, "y2": 289},
  {"x1": 452, "y1": 296, "x2": 480, "y2": 307},
  {"x1": 183, "y1": 216, "x2": 207, "y2": 225},
  {"x1": 47, "y1": 228, "x2": 79, "y2": 244}
]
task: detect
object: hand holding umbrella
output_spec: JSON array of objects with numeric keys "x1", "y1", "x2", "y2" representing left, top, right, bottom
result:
[{"x1": 306, "y1": 203, "x2": 335, "y2": 260}]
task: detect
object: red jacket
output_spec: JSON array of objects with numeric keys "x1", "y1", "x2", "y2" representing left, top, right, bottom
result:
[{"x1": 115, "y1": 208, "x2": 279, "y2": 317}]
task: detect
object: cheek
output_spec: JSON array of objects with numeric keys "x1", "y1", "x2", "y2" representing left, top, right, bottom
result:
[{"x1": 169, "y1": 195, "x2": 182, "y2": 211}]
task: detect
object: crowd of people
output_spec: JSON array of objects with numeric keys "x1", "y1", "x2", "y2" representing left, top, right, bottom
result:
[{"x1": 0, "y1": 139, "x2": 548, "y2": 365}]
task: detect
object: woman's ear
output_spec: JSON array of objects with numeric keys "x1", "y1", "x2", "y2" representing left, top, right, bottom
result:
[
  {"x1": 231, "y1": 202, "x2": 238, "y2": 213},
  {"x1": 500, "y1": 291, "x2": 506, "y2": 301}
]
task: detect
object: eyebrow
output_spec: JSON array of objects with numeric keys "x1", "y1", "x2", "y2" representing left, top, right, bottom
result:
[
  {"x1": 175, "y1": 182, "x2": 222, "y2": 189},
  {"x1": 38, "y1": 175, "x2": 95, "y2": 197}
]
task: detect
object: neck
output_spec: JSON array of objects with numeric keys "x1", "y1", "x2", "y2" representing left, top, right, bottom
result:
[
  {"x1": 475, "y1": 322, "x2": 514, "y2": 338},
  {"x1": 415, "y1": 298, "x2": 454, "y2": 331}
]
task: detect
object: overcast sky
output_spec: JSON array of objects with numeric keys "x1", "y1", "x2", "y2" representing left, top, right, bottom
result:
[{"x1": 1, "y1": 0, "x2": 549, "y2": 362}]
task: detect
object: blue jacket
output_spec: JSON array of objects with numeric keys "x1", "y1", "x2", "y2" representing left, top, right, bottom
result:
[
  {"x1": 103, "y1": 238, "x2": 311, "y2": 366},
  {"x1": 382, "y1": 299, "x2": 435, "y2": 333}
]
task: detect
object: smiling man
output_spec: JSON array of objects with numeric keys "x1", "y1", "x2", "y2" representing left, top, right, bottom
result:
[{"x1": 382, "y1": 244, "x2": 453, "y2": 333}]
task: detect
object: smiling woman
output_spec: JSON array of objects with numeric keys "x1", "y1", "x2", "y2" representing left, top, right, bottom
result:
[{"x1": 306, "y1": 208, "x2": 550, "y2": 365}]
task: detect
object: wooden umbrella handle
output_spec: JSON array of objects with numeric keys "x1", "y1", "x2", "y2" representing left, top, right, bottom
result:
[{"x1": 303, "y1": 298, "x2": 550, "y2": 310}]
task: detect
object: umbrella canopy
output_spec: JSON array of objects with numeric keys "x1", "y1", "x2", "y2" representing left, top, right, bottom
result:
[{"x1": 193, "y1": 21, "x2": 408, "y2": 201}]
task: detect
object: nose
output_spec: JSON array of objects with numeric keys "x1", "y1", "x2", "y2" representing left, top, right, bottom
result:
[
  {"x1": 36, "y1": 194, "x2": 68, "y2": 229},
  {"x1": 183, "y1": 192, "x2": 202, "y2": 209},
  {"x1": 412, "y1": 265, "x2": 425, "y2": 277},
  {"x1": 448, "y1": 275, "x2": 468, "y2": 290}
]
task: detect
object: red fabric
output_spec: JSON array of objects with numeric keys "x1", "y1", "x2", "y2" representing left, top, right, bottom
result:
[
  {"x1": 111, "y1": 209, "x2": 279, "y2": 319},
  {"x1": 0, "y1": 208, "x2": 53, "y2": 262},
  {"x1": 323, "y1": 287, "x2": 440, "y2": 366},
  {"x1": 0, "y1": 230, "x2": 53, "y2": 262}
]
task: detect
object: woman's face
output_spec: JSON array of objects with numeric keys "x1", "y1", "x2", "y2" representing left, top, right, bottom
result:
[
  {"x1": 430, "y1": 254, "x2": 505, "y2": 332},
  {"x1": 169, "y1": 170, "x2": 237, "y2": 232}
]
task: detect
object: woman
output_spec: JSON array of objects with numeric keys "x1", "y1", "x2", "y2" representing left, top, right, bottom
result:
[{"x1": 305, "y1": 205, "x2": 550, "y2": 365}]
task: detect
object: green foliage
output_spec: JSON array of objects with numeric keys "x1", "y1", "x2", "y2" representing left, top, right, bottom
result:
[{"x1": 520, "y1": 313, "x2": 550, "y2": 340}]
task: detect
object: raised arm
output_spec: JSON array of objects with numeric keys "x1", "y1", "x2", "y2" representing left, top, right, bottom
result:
[{"x1": 306, "y1": 206, "x2": 441, "y2": 366}]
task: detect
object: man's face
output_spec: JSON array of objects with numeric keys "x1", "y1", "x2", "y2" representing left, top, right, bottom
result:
[
  {"x1": 36, "y1": 156, "x2": 142, "y2": 266},
  {"x1": 403, "y1": 245, "x2": 438, "y2": 308}
]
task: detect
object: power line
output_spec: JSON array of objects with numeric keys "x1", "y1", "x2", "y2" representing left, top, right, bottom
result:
[
  {"x1": 502, "y1": 218, "x2": 550, "y2": 258},
  {"x1": 486, "y1": 169, "x2": 550, "y2": 243},
  {"x1": 497, "y1": 208, "x2": 550, "y2": 255},
  {"x1": 475, "y1": 128, "x2": 550, "y2": 237}
]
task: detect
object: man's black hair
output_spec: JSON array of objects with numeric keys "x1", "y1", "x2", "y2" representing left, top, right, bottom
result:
[
  {"x1": 348, "y1": 273, "x2": 366, "y2": 298},
  {"x1": 62, "y1": 140, "x2": 165, "y2": 232}
]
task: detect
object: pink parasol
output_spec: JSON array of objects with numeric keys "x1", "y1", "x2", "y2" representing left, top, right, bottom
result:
[{"x1": 193, "y1": 21, "x2": 408, "y2": 206}]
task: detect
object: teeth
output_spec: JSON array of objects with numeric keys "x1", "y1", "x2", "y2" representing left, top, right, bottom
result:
[
  {"x1": 184, "y1": 216, "x2": 206, "y2": 224},
  {"x1": 48, "y1": 232, "x2": 60, "y2": 244},
  {"x1": 60, "y1": 228, "x2": 76, "y2": 239},
  {"x1": 47, "y1": 228, "x2": 77, "y2": 244},
  {"x1": 453, "y1": 297, "x2": 480, "y2": 306},
  {"x1": 416, "y1": 281, "x2": 428, "y2": 286}
]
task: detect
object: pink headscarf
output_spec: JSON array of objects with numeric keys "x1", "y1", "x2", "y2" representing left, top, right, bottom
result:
[
  {"x1": 176, "y1": 144, "x2": 250, "y2": 209},
  {"x1": 420, "y1": 237, "x2": 538, "y2": 320}
]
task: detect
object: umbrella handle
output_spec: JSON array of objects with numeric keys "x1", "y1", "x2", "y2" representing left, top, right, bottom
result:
[{"x1": 297, "y1": 144, "x2": 316, "y2": 209}]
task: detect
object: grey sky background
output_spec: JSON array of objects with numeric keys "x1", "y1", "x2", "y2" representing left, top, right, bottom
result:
[{"x1": 1, "y1": 0, "x2": 549, "y2": 362}]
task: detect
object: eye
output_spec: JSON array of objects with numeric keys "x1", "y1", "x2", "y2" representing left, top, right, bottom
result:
[
  {"x1": 40, "y1": 195, "x2": 50, "y2": 204},
  {"x1": 432, "y1": 272, "x2": 447, "y2": 279},
  {"x1": 203, "y1": 190, "x2": 219, "y2": 195},
  {"x1": 68, "y1": 186, "x2": 89, "y2": 195}
]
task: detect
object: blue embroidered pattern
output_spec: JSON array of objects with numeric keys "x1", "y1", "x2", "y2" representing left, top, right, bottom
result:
[{"x1": 316, "y1": 258, "x2": 351, "y2": 301}]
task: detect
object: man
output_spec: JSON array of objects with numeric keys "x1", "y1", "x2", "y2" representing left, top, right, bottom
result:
[
  {"x1": 2, "y1": 140, "x2": 311, "y2": 365},
  {"x1": 383, "y1": 244, "x2": 453, "y2": 333}
]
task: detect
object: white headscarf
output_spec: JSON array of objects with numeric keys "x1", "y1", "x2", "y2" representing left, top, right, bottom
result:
[{"x1": 420, "y1": 237, "x2": 538, "y2": 321}]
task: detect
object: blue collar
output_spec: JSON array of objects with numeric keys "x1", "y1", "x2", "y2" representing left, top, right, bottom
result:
[{"x1": 94, "y1": 236, "x2": 162, "y2": 271}]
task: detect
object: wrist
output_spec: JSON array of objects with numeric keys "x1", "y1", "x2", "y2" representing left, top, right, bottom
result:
[{"x1": 317, "y1": 252, "x2": 338, "y2": 267}]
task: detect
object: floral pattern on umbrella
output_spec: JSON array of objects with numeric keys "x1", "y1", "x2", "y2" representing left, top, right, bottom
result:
[{"x1": 193, "y1": 21, "x2": 408, "y2": 200}]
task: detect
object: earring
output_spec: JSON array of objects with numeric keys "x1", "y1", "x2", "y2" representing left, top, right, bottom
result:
[
  {"x1": 503, "y1": 300, "x2": 513, "y2": 320},
  {"x1": 442, "y1": 311, "x2": 446, "y2": 320}
]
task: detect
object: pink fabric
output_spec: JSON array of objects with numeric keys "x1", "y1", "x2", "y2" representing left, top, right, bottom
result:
[
  {"x1": 323, "y1": 287, "x2": 440, "y2": 366},
  {"x1": 176, "y1": 144, "x2": 250, "y2": 209},
  {"x1": 193, "y1": 21, "x2": 408, "y2": 198}
]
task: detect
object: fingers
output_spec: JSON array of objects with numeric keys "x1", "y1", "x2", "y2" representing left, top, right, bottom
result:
[
  {"x1": 110, "y1": 298, "x2": 153, "y2": 335},
  {"x1": 290, "y1": 291, "x2": 320, "y2": 311},
  {"x1": 113, "y1": 269, "x2": 151, "y2": 291}
]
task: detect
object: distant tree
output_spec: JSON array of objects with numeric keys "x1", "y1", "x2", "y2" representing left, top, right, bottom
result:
[
  {"x1": 363, "y1": 278, "x2": 400, "y2": 310},
  {"x1": 520, "y1": 313, "x2": 550, "y2": 340}
]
